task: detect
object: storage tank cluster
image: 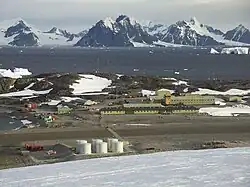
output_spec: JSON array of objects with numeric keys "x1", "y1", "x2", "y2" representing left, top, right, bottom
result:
[
  {"x1": 76, "y1": 140, "x2": 91, "y2": 155},
  {"x1": 76, "y1": 138, "x2": 124, "y2": 155}
]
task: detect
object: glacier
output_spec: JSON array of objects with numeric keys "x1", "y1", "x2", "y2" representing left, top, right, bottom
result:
[
  {"x1": 221, "y1": 47, "x2": 249, "y2": 54},
  {"x1": 0, "y1": 147, "x2": 250, "y2": 187}
]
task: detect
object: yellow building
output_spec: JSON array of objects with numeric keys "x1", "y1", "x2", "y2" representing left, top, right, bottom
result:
[
  {"x1": 100, "y1": 107, "x2": 125, "y2": 115},
  {"x1": 228, "y1": 96, "x2": 242, "y2": 102},
  {"x1": 165, "y1": 94, "x2": 215, "y2": 105},
  {"x1": 172, "y1": 109, "x2": 199, "y2": 114}
]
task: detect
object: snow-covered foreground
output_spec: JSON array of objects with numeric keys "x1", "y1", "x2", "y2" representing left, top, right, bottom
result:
[
  {"x1": 70, "y1": 74, "x2": 112, "y2": 95},
  {"x1": 1, "y1": 148, "x2": 250, "y2": 187}
]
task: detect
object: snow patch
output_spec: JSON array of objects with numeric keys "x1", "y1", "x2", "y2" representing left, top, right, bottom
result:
[
  {"x1": 70, "y1": 74, "x2": 112, "y2": 95},
  {"x1": 192, "y1": 88, "x2": 250, "y2": 96},
  {"x1": 24, "y1": 82, "x2": 35, "y2": 90},
  {"x1": 126, "y1": 124, "x2": 151, "y2": 127},
  {"x1": 162, "y1": 77, "x2": 177, "y2": 81},
  {"x1": 42, "y1": 100, "x2": 61, "y2": 106},
  {"x1": 215, "y1": 98, "x2": 227, "y2": 106},
  {"x1": 0, "y1": 89, "x2": 52, "y2": 97},
  {"x1": 210, "y1": 48, "x2": 219, "y2": 54},
  {"x1": 153, "y1": 40, "x2": 184, "y2": 47},
  {"x1": 61, "y1": 96, "x2": 83, "y2": 102},
  {"x1": 131, "y1": 41, "x2": 152, "y2": 47},
  {"x1": 141, "y1": 89, "x2": 156, "y2": 97},
  {"x1": 199, "y1": 104, "x2": 250, "y2": 116},
  {"x1": 172, "y1": 80, "x2": 188, "y2": 86},
  {"x1": 0, "y1": 68, "x2": 32, "y2": 78},
  {"x1": 21, "y1": 119, "x2": 32, "y2": 125}
]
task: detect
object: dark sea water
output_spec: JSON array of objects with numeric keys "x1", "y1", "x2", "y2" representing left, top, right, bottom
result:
[{"x1": 0, "y1": 46, "x2": 249, "y2": 80}]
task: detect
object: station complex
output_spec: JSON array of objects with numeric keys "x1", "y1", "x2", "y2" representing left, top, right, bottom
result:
[{"x1": 100, "y1": 90, "x2": 216, "y2": 115}]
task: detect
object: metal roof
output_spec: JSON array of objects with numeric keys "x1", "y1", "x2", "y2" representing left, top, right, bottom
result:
[{"x1": 123, "y1": 103, "x2": 164, "y2": 108}]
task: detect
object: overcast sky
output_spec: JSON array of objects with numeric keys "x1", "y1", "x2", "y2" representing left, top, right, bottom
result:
[{"x1": 0, "y1": 0, "x2": 249, "y2": 32}]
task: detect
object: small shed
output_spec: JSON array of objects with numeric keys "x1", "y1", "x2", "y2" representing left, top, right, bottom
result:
[
  {"x1": 228, "y1": 96, "x2": 242, "y2": 102},
  {"x1": 84, "y1": 100, "x2": 98, "y2": 106},
  {"x1": 57, "y1": 105, "x2": 72, "y2": 114}
]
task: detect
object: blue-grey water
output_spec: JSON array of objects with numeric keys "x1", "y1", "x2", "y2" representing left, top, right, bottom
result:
[
  {"x1": 0, "y1": 113, "x2": 23, "y2": 131},
  {"x1": 0, "y1": 46, "x2": 249, "y2": 80}
]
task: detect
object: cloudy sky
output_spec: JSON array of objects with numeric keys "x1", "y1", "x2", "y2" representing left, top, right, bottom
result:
[{"x1": 0, "y1": 0, "x2": 249, "y2": 32}]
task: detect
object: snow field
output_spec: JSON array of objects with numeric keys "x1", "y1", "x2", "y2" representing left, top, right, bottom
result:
[
  {"x1": 70, "y1": 74, "x2": 112, "y2": 95},
  {"x1": 0, "y1": 147, "x2": 249, "y2": 187}
]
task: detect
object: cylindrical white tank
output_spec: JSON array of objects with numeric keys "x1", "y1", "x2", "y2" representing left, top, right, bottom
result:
[
  {"x1": 107, "y1": 138, "x2": 114, "y2": 151},
  {"x1": 113, "y1": 141, "x2": 124, "y2": 153},
  {"x1": 76, "y1": 140, "x2": 87, "y2": 154},
  {"x1": 92, "y1": 139, "x2": 103, "y2": 153},
  {"x1": 96, "y1": 142, "x2": 108, "y2": 154},
  {"x1": 111, "y1": 139, "x2": 119, "y2": 152},
  {"x1": 82, "y1": 143, "x2": 92, "y2": 155}
]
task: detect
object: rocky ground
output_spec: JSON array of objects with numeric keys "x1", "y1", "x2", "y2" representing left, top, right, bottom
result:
[{"x1": 1, "y1": 72, "x2": 250, "y2": 105}]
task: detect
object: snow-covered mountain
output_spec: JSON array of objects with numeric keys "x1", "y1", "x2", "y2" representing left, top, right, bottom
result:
[
  {"x1": 75, "y1": 15, "x2": 161, "y2": 47},
  {"x1": 156, "y1": 17, "x2": 224, "y2": 46},
  {"x1": 0, "y1": 16, "x2": 249, "y2": 47},
  {"x1": 145, "y1": 17, "x2": 249, "y2": 46},
  {"x1": 224, "y1": 25, "x2": 250, "y2": 44},
  {"x1": 143, "y1": 21, "x2": 168, "y2": 39},
  {"x1": 0, "y1": 18, "x2": 82, "y2": 46}
]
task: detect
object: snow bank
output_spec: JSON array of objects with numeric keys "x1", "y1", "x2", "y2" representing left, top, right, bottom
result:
[
  {"x1": 199, "y1": 104, "x2": 250, "y2": 116},
  {"x1": 42, "y1": 97, "x2": 84, "y2": 106},
  {"x1": 24, "y1": 82, "x2": 35, "y2": 90},
  {"x1": 81, "y1": 92, "x2": 109, "y2": 96},
  {"x1": 131, "y1": 41, "x2": 152, "y2": 47},
  {"x1": 126, "y1": 124, "x2": 151, "y2": 127},
  {"x1": 215, "y1": 98, "x2": 226, "y2": 106},
  {"x1": 210, "y1": 48, "x2": 219, "y2": 54},
  {"x1": 172, "y1": 80, "x2": 188, "y2": 86},
  {"x1": 42, "y1": 100, "x2": 61, "y2": 106},
  {"x1": 61, "y1": 96, "x2": 83, "y2": 102},
  {"x1": 157, "y1": 88, "x2": 175, "y2": 94},
  {"x1": 0, "y1": 68, "x2": 32, "y2": 78},
  {"x1": 70, "y1": 74, "x2": 112, "y2": 95},
  {"x1": 21, "y1": 120, "x2": 32, "y2": 125},
  {"x1": 192, "y1": 88, "x2": 250, "y2": 96},
  {"x1": 0, "y1": 89, "x2": 52, "y2": 97},
  {"x1": 162, "y1": 78, "x2": 177, "y2": 81},
  {"x1": 141, "y1": 89, "x2": 155, "y2": 97},
  {"x1": 1, "y1": 147, "x2": 249, "y2": 187},
  {"x1": 221, "y1": 47, "x2": 249, "y2": 55}
]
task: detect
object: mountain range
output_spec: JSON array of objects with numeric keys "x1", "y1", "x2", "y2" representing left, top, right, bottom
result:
[{"x1": 0, "y1": 16, "x2": 250, "y2": 47}]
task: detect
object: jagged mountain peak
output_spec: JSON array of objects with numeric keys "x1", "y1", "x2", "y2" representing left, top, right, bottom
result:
[
  {"x1": 116, "y1": 15, "x2": 137, "y2": 25},
  {"x1": 47, "y1": 27, "x2": 59, "y2": 33},
  {"x1": 100, "y1": 17, "x2": 116, "y2": 29},
  {"x1": 75, "y1": 15, "x2": 158, "y2": 47},
  {"x1": 116, "y1": 15, "x2": 129, "y2": 22},
  {"x1": 189, "y1": 17, "x2": 200, "y2": 25},
  {"x1": 223, "y1": 24, "x2": 250, "y2": 44},
  {"x1": 235, "y1": 24, "x2": 248, "y2": 32},
  {"x1": 45, "y1": 27, "x2": 65, "y2": 35}
]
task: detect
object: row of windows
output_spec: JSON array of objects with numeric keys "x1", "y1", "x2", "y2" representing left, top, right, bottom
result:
[
  {"x1": 171, "y1": 99, "x2": 214, "y2": 103},
  {"x1": 134, "y1": 110, "x2": 159, "y2": 113}
]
